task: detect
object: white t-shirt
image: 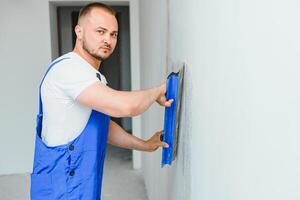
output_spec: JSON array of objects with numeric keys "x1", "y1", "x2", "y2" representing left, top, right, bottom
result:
[{"x1": 41, "y1": 52, "x2": 108, "y2": 147}]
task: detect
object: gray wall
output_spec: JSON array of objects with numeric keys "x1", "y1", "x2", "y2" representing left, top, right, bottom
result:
[
  {"x1": 139, "y1": 1, "x2": 190, "y2": 200},
  {"x1": 140, "y1": 0, "x2": 300, "y2": 200},
  {"x1": 0, "y1": 0, "x2": 52, "y2": 174},
  {"x1": 139, "y1": 1, "x2": 169, "y2": 200}
]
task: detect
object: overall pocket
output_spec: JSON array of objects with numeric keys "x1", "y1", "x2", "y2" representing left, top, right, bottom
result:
[{"x1": 30, "y1": 173, "x2": 53, "y2": 200}]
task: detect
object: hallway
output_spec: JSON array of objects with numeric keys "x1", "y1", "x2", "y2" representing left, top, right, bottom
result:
[{"x1": 0, "y1": 145, "x2": 148, "y2": 200}]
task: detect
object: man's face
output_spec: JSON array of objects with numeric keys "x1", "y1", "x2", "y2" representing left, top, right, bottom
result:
[{"x1": 79, "y1": 8, "x2": 118, "y2": 61}]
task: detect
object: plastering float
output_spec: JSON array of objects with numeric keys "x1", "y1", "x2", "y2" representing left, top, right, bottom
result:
[{"x1": 161, "y1": 65, "x2": 185, "y2": 167}]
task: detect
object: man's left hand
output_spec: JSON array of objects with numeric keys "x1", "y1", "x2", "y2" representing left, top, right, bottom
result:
[{"x1": 143, "y1": 130, "x2": 169, "y2": 152}]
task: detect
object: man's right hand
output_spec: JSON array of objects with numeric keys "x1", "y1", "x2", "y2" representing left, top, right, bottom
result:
[{"x1": 156, "y1": 83, "x2": 173, "y2": 107}]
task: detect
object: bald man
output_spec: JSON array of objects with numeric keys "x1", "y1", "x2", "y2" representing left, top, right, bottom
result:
[{"x1": 30, "y1": 2, "x2": 171, "y2": 200}]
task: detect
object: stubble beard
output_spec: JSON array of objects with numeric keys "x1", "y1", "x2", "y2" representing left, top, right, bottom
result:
[{"x1": 82, "y1": 40, "x2": 108, "y2": 62}]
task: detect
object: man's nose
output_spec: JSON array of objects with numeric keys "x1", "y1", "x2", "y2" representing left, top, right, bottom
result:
[{"x1": 103, "y1": 33, "x2": 112, "y2": 45}]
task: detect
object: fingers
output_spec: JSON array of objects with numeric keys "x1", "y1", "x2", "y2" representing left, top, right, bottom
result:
[
  {"x1": 157, "y1": 83, "x2": 174, "y2": 107},
  {"x1": 157, "y1": 97, "x2": 174, "y2": 107},
  {"x1": 162, "y1": 142, "x2": 169, "y2": 148},
  {"x1": 146, "y1": 131, "x2": 169, "y2": 152},
  {"x1": 154, "y1": 141, "x2": 169, "y2": 149},
  {"x1": 156, "y1": 131, "x2": 169, "y2": 148},
  {"x1": 164, "y1": 99, "x2": 174, "y2": 107},
  {"x1": 160, "y1": 82, "x2": 173, "y2": 107}
]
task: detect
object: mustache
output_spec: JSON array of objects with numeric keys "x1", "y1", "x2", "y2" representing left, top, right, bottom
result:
[{"x1": 100, "y1": 45, "x2": 112, "y2": 50}]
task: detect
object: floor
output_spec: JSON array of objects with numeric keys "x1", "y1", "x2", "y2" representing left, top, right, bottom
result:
[{"x1": 0, "y1": 145, "x2": 148, "y2": 200}]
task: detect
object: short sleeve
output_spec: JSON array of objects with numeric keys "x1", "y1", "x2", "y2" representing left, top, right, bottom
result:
[{"x1": 50, "y1": 61, "x2": 99, "y2": 100}]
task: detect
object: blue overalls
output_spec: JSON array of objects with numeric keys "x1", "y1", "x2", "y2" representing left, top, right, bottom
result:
[{"x1": 31, "y1": 58, "x2": 110, "y2": 200}]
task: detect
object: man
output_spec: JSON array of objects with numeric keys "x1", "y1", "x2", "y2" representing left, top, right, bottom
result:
[{"x1": 30, "y1": 2, "x2": 172, "y2": 200}]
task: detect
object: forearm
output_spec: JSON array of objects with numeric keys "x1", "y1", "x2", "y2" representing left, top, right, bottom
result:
[
  {"x1": 76, "y1": 82, "x2": 163, "y2": 118},
  {"x1": 119, "y1": 86, "x2": 161, "y2": 116},
  {"x1": 107, "y1": 120, "x2": 148, "y2": 151}
]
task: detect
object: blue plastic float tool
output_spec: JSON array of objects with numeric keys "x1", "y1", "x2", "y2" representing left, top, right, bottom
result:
[{"x1": 161, "y1": 66, "x2": 184, "y2": 167}]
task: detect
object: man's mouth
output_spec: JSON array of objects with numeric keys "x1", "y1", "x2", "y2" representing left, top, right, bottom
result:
[{"x1": 100, "y1": 47, "x2": 111, "y2": 51}]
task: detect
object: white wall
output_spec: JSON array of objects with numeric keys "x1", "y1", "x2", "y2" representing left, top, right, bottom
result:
[
  {"x1": 140, "y1": 0, "x2": 300, "y2": 200},
  {"x1": 0, "y1": 0, "x2": 52, "y2": 174},
  {"x1": 139, "y1": 1, "x2": 191, "y2": 199}
]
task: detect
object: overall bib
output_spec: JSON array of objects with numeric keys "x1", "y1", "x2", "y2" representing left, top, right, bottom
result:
[{"x1": 31, "y1": 58, "x2": 110, "y2": 200}]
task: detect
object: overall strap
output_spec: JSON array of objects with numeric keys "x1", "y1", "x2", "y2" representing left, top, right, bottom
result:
[{"x1": 38, "y1": 58, "x2": 70, "y2": 116}]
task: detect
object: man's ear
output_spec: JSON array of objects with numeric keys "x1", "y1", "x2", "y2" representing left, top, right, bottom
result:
[{"x1": 75, "y1": 25, "x2": 83, "y2": 40}]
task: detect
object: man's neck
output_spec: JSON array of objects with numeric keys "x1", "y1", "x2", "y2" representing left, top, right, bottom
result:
[{"x1": 73, "y1": 46, "x2": 101, "y2": 71}]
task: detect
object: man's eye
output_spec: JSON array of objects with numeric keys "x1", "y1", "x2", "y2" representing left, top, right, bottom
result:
[
  {"x1": 111, "y1": 33, "x2": 118, "y2": 38},
  {"x1": 97, "y1": 30, "x2": 105, "y2": 34}
]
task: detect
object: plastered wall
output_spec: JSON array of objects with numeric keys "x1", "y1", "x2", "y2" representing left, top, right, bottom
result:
[
  {"x1": 139, "y1": 0, "x2": 191, "y2": 200},
  {"x1": 140, "y1": 0, "x2": 300, "y2": 200}
]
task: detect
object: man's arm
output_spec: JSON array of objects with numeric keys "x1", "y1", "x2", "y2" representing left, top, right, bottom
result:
[
  {"x1": 108, "y1": 120, "x2": 169, "y2": 152},
  {"x1": 76, "y1": 82, "x2": 173, "y2": 118}
]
